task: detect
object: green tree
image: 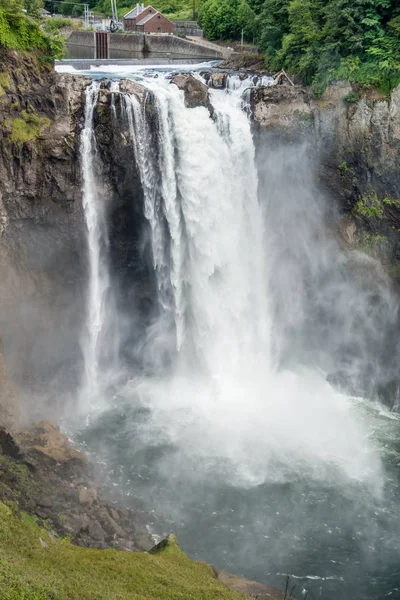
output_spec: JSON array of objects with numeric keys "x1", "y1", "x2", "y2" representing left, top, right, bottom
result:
[{"x1": 24, "y1": 0, "x2": 44, "y2": 19}]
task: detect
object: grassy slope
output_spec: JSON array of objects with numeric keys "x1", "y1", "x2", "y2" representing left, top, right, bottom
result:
[{"x1": 0, "y1": 502, "x2": 245, "y2": 600}]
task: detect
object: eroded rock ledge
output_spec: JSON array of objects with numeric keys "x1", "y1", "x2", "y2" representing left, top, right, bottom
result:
[{"x1": 0, "y1": 420, "x2": 153, "y2": 551}]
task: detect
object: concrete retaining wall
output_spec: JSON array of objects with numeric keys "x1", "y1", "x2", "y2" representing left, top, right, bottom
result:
[
  {"x1": 67, "y1": 31, "x2": 222, "y2": 58},
  {"x1": 68, "y1": 31, "x2": 95, "y2": 47},
  {"x1": 172, "y1": 20, "x2": 204, "y2": 37}
]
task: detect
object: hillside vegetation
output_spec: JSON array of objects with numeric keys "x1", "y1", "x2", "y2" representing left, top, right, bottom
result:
[
  {"x1": 197, "y1": 0, "x2": 400, "y2": 94},
  {"x1": 0, "y1": 0, "x2": 63, "y2": 59},
  {"x1": 45, "y1": 0, "x2": 194, "y2": 21},
  {"x1": 0, "y1": 500, "x2": 248, "y2": 599}
]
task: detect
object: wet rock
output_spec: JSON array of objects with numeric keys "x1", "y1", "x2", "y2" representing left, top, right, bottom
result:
[
  {"x1": 0, "y1": 428, "x2": 23, "y2": 460},
  {"x1": 36, "y1": 497, "x2": 54, "y2": 508},
  {"x1": 35, "y1": 508, "x2": 50, "y2": 519},
  {"x1": 210, "y1": 72, "x2": 226, "y2": 89},
  {"x1": 64, "y1": 514, "x2": 89, "y2": 536},
  {"x1": 87, "y1": 520, "x2": 106, "y2": 541},
  {"x1": 108, "y1": 507, "x2": 120, "y2": 522},
  {"x1": 118, "y1": 79, "x2": 146, "y2": 103},
  {"x1": 15, "y1": 420, "x2": 88, "y2": 480},
  {"x1": 97, "y1": 508, "x2": 126, "y2": 538},
  {"x1": 170, "y1": 74, "x2": 212, "y2": 112},
  {"x1": 79, "y1": 486, "x2": 97, "y2": 506},
  {"x1": 251, "y1": 85, "x2": 312, "y2": 131},
  {"x1": 149, "y1": 533, "x2": 178, "y2": 554}
]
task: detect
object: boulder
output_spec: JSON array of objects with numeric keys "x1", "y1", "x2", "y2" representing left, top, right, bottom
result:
[
  {"x1": 87, "y1": 519, "x2": 106, "y2": 542},
  {"x1": 252, "y1": 85, "x2": 312, "y2": 131},
  {"x1": 210, "y1": 72, "x2": 226, "y2": 89},
  {"x1": 79, "y1": 486, "x2": 97, "y2": 506},
  {"x1": 118, "y1": 79, "x2": 147, "y2": 103},
  {"x1": 15, "y1": 420, "x2": 88, "y2": 479},
  {"x1": 97, "y1": 508, "x2": 126, "y2": 538},
  {"x1": 171, "y1": 74, "x2": 211, "y2": 111}
]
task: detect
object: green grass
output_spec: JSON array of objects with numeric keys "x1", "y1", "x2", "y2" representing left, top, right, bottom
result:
[{"x1": 0, "y1": 502, "x2": 246, "y2": 600}]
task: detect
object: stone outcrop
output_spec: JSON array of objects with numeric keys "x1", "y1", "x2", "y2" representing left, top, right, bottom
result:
[
  {"x1": 0, "y1": 420, "x2": 153, "y2": 551},
  {"x1": 171, "y1": 74, "x2": 212, "y2": 111},
  {"x1": 252, "y1": 85, "x2": 312, "y2": 132}
]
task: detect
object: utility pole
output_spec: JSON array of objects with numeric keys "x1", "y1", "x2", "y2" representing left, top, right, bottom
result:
[
  {"x1": 192, "y1": 0, "x2": 195, "y2": 21},
  {"x1": 83, "y1": 3, "x2": 89, "y2": 29},
  {"x1": 241, "y1": 28, "x2": 244, "y2": 48}
]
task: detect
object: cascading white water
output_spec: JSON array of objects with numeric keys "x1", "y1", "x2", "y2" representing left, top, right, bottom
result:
[
  {"x1": 80, "y1": 82, "x2": 116, "y2": 409},
  {"x1": 115, "y1": 75, "x2": 383, "y2": 489}
]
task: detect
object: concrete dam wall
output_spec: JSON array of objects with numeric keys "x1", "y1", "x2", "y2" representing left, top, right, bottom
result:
[{"x1": 67, "y1": 31, "x2": 223, "y2": 58}]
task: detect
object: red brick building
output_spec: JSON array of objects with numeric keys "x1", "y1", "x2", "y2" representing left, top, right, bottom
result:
[{"x1": 123, "y1": 4, "x2": 174, "y2": 34}]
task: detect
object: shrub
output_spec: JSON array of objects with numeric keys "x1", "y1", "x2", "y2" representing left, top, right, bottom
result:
[
  {"x1": 0, "y1": 4, "x2": 64, "y2": 60},
  {"x1": 44, "y1": 17, "x2": 73, "y2": 34}
]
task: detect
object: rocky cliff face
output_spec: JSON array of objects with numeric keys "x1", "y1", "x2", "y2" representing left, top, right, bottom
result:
[
  {"x1": 0, "y1": 49, "x2": 89, "y2": 423},
  {"x1": 0, "y1": 51, "x2": 152, "y2": 423},
  {"x1": 252, "y1": 82, "x2": 400, "y2": 277}
]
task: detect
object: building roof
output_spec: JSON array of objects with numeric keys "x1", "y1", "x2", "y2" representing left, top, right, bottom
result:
[
  {"x1": 137, "y1": 11, "x2": 173, "y2": 25},
  {"x1": 136, "y1": 11, "x2": 159, "y2": 25},
  {"x1": 124, "y1": 4, "x2": 155, "y2": 19}
]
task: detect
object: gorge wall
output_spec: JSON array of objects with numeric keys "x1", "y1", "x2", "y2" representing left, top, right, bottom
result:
[
  {"x1": 0, "y1": 50, "x2": 151, "y2": 424},
  {"x1": 252, "y1": 82, "x2": 400, "y2": 278}
]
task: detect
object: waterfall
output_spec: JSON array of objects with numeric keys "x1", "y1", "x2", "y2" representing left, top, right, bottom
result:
[
  {"x1": 121, "y1": 82, "x2": 270, "y2": 369},
  {"x1": 80, "y1": 81, "x2": 117, "y2": 409},
  {"x1": 114, "y1": 76, "x2": 381, "y2": 488}
]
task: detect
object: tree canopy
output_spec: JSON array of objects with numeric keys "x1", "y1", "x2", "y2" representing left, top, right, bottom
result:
[{"x1": 197, "y1": 0, "x2": 400, "y2": 93}]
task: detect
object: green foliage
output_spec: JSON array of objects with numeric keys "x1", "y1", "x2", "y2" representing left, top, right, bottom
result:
[
  {"x1": 92, "y1": 0, "x2": 192, "y2": 19},
  {"x1": 343, "y1": 91, "x2": 358, "y2": 104},
  {"x1": 354, "y1": 190, "x2": 384, "y2": 219},
  {"x1": 24, "y1": 0, "x2": 44, "y2": 19},
  {"x1": 43, "y1": 17, "x2": 73, "y2": 33},
  {"x1": 21, "y1": 511, "x2": 39, "y2": 526},
  {"x1": 0, "y1": 0, "x2": 64, "y2": 59},
  {"x1": 0, "y1": 501, "x2": 249, "y2": 600},
  {"x1": 197, "y1": 0, "x2": 400, "y2": 93}
]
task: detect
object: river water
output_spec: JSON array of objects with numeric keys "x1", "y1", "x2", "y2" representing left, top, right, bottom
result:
[{"x1": 58, "y1": 62, "x2": 400, "y2": 600}]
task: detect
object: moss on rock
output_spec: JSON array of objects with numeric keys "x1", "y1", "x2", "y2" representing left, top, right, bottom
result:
[{"x1": 6, "y1": 110, "x2": 50, "y2": 145}]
